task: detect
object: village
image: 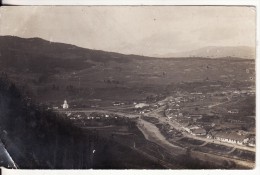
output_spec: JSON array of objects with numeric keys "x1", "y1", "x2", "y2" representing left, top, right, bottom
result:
[
  {"x1": 161, "y1": 89, "x2": 256, "y2": 148},
  {"x1": 50, "y1": 83, "x2": 255, "y2": 168}
]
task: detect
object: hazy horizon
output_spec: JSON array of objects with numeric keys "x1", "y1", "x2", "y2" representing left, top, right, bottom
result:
[
  {"x1": 0, "y1": 35, "x2": 255, "y2": 59},
  {"x1": 0, "y1": 6, "x2": 256, "y2": 57}
]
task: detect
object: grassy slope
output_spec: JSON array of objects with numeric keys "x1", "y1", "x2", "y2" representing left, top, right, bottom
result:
[{"x1": 0, "y1": 36, "x2": 255, "y2": 104}]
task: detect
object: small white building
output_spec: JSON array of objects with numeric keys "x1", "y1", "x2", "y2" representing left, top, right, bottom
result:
[
  {"x1": 248, "y1": 138, "x2": 256, "y2": 147},
  {"x1": 183, "y1": 125, "x2": 206, "y2": 136},
  {"x1": 62, "y1": 100, "x2": 69, "y2": 109},
  {"x1": 227, "y1": 109, "x2": 239, "y2": 114},
  {"x1": 135, "y1": 103, "x2": 149, "y2": 109}
]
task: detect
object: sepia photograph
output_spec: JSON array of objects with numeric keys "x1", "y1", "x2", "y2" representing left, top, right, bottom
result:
[{"x1": 0, "y1": 5, "x2": 257, "y2": 170}]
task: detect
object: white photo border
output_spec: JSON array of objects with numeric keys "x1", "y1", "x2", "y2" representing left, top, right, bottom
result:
[{"x1": 0, "y1": 1, "x2": 259, "y2": 175}]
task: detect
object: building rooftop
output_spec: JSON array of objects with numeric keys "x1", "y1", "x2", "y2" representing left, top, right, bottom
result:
[
  {"x1": 190, "y1": 128, "x2": 206, "y2": 135},
  {"x1": 213, "y1": 131, "x2": 248, "y2": 142}
]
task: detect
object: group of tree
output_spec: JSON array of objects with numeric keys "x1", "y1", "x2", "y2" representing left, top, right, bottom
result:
[
  {"x1": 0, "y1": 73, "x2": 97, "y2": 168},
  {"x1": 52, "y1": 84, "x2": 60, "y2": 91}
]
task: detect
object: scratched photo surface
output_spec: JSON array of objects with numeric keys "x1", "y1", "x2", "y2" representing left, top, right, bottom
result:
[{"x1": 0, "y1": 6, "x2": 256, "y2": 169}]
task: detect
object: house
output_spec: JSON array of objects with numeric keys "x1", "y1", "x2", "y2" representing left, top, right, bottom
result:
[
  {"x1": 190, "y1": 128, "x2": 207, "y2": 136},
  {"x1": 158, "y1": 101, "x2": 164, "y2": 106},
  {"x1": 189, "y1": 114, "x2": 203, "y2": 118},
  {"x1": 135, "y1": 103, "x2": 149, "y2": 109},
  {"x1": 189, "y1": 114, "x2": 203, "y2": 121},
  {"x1": 113, "y1": 102, "x2": 121, "y2": 106},
  {"x1": 228, "y1": 109, "x2": 239, "y2": 114},
  {"x1": 183, "y1": 125, "x2": 206, "y2": 136},
  {"x1": 208, "y1": 131, "x2": 249, "y2": 145},
  {"x1": 191, "y1": 92, "x2": 202, "y2": 95},
  {"x1": 248, "y1": 138, "x2": 255, "y2": 147},
  {"x1": 179, "y1": 119, "x2": 190, "y2": 128}
]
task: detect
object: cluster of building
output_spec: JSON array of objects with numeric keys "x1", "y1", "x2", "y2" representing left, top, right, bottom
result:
[
  {"x1": 66, "y1": 111, "x2": 122, "y2": 121},
  {"x1": 134, "y1": 102, "x2": 162, "y2": 114},
  {"x1": 162, "y1": 91, "x2": 256, "y2": 147},
  {"x1": 51, "y1": 100, "x2": 69, "y2": 110},
  {"x1": 207, "y1": 130, "x2": 255, "y2": 147}
]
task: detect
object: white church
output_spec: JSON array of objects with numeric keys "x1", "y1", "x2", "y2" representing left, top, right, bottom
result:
[{"x1": 62, "y1": 100, "x2": 69, "y2": 109}]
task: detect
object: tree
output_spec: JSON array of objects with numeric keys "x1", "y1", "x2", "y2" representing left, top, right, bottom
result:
[{"x1": 9, "y1": 83, "x2": 21, "y2": 99}]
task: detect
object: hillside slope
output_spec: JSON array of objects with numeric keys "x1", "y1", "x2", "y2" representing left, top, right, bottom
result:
[
  {"x1": 0, "y1": 36, "x2": 255, "y2": 104},
  {"x1": 0, "y1": 76, "x2": 165, "y2": 169}
]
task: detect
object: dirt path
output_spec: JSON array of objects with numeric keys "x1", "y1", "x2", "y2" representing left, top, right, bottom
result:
[
  {"x1": 227, "y1": 147, "x2": 236, "y2": 154},
  {"x1": 199, "y1": 142, "x2": 208, "y2": 146},
  {"x1": 137, "y1": 119, "x2": 185, "y2": 156}
]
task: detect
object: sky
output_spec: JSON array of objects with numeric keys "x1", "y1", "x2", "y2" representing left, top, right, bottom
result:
[{"x1": 0, "y1": 6, "x2": 256, "y2": 57}]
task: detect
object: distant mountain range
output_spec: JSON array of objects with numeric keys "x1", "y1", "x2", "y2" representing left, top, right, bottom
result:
[
  {"x1": 0, "y1": 36, "x2": 255, "y2": 61},
  {"x1": 156, "y1": 46, "x2": 255, "y2": 59}
]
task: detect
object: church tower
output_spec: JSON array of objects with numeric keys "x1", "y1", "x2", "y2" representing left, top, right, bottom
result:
[{"x1": 62, "y1": 100, "x2": 69, "y2": 109}]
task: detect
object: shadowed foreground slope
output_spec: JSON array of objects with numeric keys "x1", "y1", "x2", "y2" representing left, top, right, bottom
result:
[{"x1": 0, "y1": 75, "x2": 164, "y2": 169}]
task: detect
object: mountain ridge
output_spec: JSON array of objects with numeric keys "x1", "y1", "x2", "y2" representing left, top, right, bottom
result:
[
  {"x1": 0, "y1": 35, "x2": 254, "y2": 60},
  {"x1": 156, "y1": 46, "x2": 255, "y2": 59}
]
